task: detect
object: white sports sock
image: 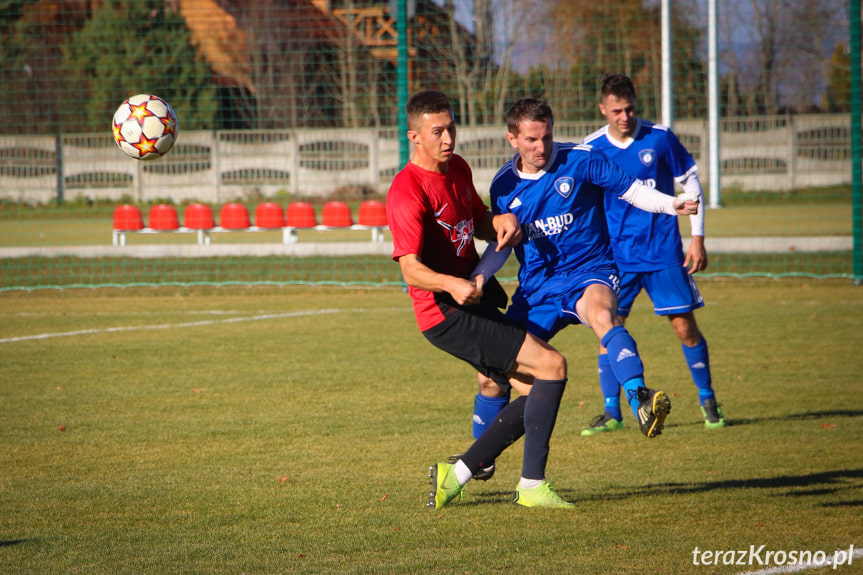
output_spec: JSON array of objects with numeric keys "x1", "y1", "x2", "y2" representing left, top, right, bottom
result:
[
  {"x1": 519, "y1": 477, "x2": 544, "y2": 489},
  {"x1": 454, "y1": 460, "x2": 473, "y2": 485}
]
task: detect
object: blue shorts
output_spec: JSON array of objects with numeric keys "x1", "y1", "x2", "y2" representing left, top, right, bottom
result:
[
  {"x1": 616, "y1": 266, "x2": 704, "y2": 317},
  {"x1": 506, "y1": 271, "x2": 621, "y2": 342}
]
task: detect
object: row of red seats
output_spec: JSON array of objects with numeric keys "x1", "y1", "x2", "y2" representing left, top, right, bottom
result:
[{"x1": 112, "y1": 200, "x2": 388, "y2": 231}]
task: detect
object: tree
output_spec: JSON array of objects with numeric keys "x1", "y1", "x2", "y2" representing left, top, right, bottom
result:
[
  {"x1": 780, "y1": 0, "x2": 847, "y2": 112},
  {"x1": 63, "y1": 0, "x2": 216, "y2": 132},
  {"x1": 826, "y1": 42, "x2": 852, "y2": 112},
  {"x1": 720, "y1": 0, "x2": 847, "y2": 115},
  {"x1": 217, "y1": 0, "x2": 396, "y2": 129},
  {"x1": 406, "y1": 0, "x2": 521, "y2": 126},
  {"x1": 523, "y1": 0, "x2": 704, "y2": 122},
  {"x1": 0, "y1": 0, "x2": 91, "y2": 135}
]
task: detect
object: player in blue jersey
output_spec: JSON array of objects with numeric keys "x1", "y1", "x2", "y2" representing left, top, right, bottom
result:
[
  {"x1": 579, "y1": 73, "x2": 724, "y2": 435},
  {"x1": 455, "y1": 98, "x2": 700, "y2": 481}
]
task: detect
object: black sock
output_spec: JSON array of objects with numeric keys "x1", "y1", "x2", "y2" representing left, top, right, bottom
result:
[
  {"x1": 521, "y1": 378, "x2": 567, "y2": 480},
  {"x1": 460, "y1": 395, "x2": 526, "y2": 473}
]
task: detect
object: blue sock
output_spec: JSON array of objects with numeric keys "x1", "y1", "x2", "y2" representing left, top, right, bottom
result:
[
  {"x1": 522, "y1": 378, "x2": 566, "y2": 480},
  {"x1": 598, "y1": 354, "x2": 622, "y2": 421},
  {"x1": 473, "y1": 393, "x2": 510, "y2": 439},
  {"x1": 621, "y1": 377, "x2": 646, "y2": 417},
  {"x1": 601, "y1": 326, "x2": 644, "y2": 385},
  {"x1": 682, "y1": 338, "x2": 715, "y2": 405}
]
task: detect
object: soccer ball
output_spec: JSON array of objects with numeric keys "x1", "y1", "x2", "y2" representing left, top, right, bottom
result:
[{"x1": 112, "y1": 94, "x2": 179, "y2": 160}]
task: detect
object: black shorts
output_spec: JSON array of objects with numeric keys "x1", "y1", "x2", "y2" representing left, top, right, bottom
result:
[{"x1": 422, "y1": 300, "x2": 525, "y2": 392}]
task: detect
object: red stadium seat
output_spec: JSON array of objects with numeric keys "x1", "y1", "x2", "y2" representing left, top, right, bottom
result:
[
  {"x1": 220, "y1": 203, "x2": 251, "y2": 229},
  {"x1": 148, "y1": 204, "x2": 179, "y2": 231},
  {"x1": 357, "y1": 200, "x2": 387, "y2": 227},
  {"x1": 255, "y1": 202, "x2": 286, "y2": 229},
  {"x1": 112, "y1": 204, "x2": 143, "y2": 231},
  {"x1": 285, "y1": 202, "x2": 318, "y2": 228},
  {"x1": 321, "y1": 201, "x2": 353, "y2": 227},
  {"x1": 184, "y1": 203, "x2": 214, "y2": 230}
]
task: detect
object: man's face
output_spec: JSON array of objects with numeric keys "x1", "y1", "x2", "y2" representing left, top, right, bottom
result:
[
  {"x1": 599, "y1": 93, "x2": 637, "y2": 141},
  {"x1": 506, "y1": 118, "x2": 554, "y2": 174},
  {"x1": 409, "y1": 110, "x2": 457, "y2": 169}
]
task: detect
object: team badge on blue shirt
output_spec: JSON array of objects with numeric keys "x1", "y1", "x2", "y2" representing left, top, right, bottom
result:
[
  {"x1": 554, "y1": 177, "x2": 574, "y2": 198},
  {"x1": 639, "y1": 149, "x2": 656, "y2": 166}
]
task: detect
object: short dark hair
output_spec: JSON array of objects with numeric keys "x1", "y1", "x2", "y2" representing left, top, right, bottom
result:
[
  {"x1": 505, "y1": 98, "x2": 554, "y2": 135},
  {"x1": 600, "y1": 73, "x2": 637, "y2": 101},
  {"x1": 406, "y1": 90, "x2": 452, "y2": 130}
]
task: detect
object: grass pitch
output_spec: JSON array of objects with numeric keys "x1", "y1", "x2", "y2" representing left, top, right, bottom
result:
[{"x1": 1, "y1": 280, "x2": 862, "y2": 574}]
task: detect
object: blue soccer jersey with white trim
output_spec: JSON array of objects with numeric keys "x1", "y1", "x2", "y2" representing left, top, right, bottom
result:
[
  {"x1": 583, "y1": 119, "x2": 697, "y2": 272},
  {"x1": 489, "y1": 142, "x2": 638, "y2": 304}
]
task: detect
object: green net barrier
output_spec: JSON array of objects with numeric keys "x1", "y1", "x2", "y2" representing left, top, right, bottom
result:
[{"x1": 1, "y1": 1, "x2": 859, "y2": 289}]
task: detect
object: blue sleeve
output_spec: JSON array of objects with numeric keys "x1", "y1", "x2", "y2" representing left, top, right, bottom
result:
[
  {"x1": 664, "y1": 130, "x2": 697, "y2": 179},
  {"x1": 587, "y1": 148, "x2": 638, "y2": 196},
  {"x1": 489, "y1": 164, "x2": 514, "y2": 215}
]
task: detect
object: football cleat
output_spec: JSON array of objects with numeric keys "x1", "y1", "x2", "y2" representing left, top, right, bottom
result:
[
  {"x1": 448, "y1": 453, "x2": 495, "y2": 481},
  {"x1": 701, "y1": 398, "x2": 726, "y2": 429},
  {"x1": 428, "y1": 462, "x2": 464, "y2": 510},
  {"x1": 513, "y1": 481, "x2": 575, "y2": 509},
  {"x1": 580, "y1": 412, "x2": 624, "y2": 436},
  {"x1": 635, "y1": 387, "x2": 671, "y2": 438}
]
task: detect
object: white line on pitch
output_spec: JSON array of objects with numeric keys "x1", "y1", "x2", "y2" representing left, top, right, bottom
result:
[
  {"x1": 0, "y1": 309, "x2": 343, "y2": 344},
  {"x1": 735, "y1": 545, "x2": 862, "y2": 575}
]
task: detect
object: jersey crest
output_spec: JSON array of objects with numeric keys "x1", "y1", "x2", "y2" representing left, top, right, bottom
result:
[
  {"x1": 436, "y1": 217, "x2": 475, "y2": 256},
  {"x1": 639, "y1": 149, "x2": 656, "y2": 166},
  {"x1": 554, "y1": 177, "x2": 575, "y2": 198}
]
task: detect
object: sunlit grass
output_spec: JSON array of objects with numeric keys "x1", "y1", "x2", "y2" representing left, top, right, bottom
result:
[{"x1": 1, "y1": 281, "x2": 861, "y2": 574}]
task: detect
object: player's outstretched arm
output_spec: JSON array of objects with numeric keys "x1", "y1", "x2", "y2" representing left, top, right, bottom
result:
[
  {"x1": 621, "y1": 182, "x2": 699, "y2": 216},
  {"x1": 674, "y1": 191, "x2": 701, "y2": 215}
]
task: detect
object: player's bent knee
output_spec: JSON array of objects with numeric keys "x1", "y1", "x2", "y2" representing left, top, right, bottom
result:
[
  {"x1": 516, "y1": 334, "x2": 567, "y2": 381},
  {"x1": 477, "y1": 373, "x2": 506, "y2": 397},
  {"x1": 542, "y1": 351, "x2": 567, "y2": 381},
  {"x1": 591, "y1": 309, "x2": 619, "y2": 332},
  {"x1": 670, "y1": 314, "x2": 702, "y2": 344}
]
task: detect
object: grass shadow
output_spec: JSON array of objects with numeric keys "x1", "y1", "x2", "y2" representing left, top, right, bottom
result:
[
  {"x1": 665, "y1": 408, "x2": 863, "y2": 429},
  {"x1": 589, "y1": 468, "x2": 863, "y2": 502},
  {"x1": 0, "y1": 539, "x2": 32, "y2": 548},
  {"x1": 445, "y1": 412, "x2": 863, "y2": 508},
  {"x1": 819, "y1": 500, "x2": 863, "y2": 508}
]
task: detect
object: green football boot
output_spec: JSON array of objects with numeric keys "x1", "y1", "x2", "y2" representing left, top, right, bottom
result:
[
  {"x1": 513, "y1": 481, "x2": 575, "y2": 509},
  {"x1": 427, "y1": 462, "x2": 464, "y2": 510}
]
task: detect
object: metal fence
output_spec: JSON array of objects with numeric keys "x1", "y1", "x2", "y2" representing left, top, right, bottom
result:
[{"x1": 0, "y1": 0, "x2": 859, "y2": 287}]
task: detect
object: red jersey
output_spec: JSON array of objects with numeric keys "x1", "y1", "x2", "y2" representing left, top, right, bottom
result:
[{"x1": 387, "y1": 155, "x2": 489, "y2": 331}]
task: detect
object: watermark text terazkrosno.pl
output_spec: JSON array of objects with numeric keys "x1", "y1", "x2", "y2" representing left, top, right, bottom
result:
[{"x1": 692, "y1": 545, "x2": 855, "y2": 569}]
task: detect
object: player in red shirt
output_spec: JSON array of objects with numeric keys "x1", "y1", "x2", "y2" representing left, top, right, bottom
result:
[{"x1": 387, "y1": 90, "x2": 574, "y2": 509}]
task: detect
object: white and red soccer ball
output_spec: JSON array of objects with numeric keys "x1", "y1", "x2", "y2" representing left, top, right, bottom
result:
[{"x1": 112, "y1": 94, "x2": 179, "y2": 160}]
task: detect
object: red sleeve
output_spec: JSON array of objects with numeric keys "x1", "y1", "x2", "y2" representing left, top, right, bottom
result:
[
  {"x1": 386, "y1": 167, "x2": 426, "y2": 261},
  {"x1": 455, "y1": 155, "x2": 488, "y2": 227},
  {"x1": 471, "y1": 184, "x2": 488, "y2": 227}
]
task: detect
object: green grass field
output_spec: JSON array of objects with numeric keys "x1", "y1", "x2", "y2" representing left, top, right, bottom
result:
[
  {"x1": 0, "y1": 251, "x2": 856, "y2": 291},
  {"x1": 1, "y1": 280, "x2": 862, "y2": 574}
]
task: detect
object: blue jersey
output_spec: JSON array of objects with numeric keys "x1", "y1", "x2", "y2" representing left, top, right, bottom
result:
[
  {"x1": 583, "y1": 119, "x2": 697, "y2": 272},
  {"x1": 489, "y1": 142, "x2": 638, "y2": 305}
]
